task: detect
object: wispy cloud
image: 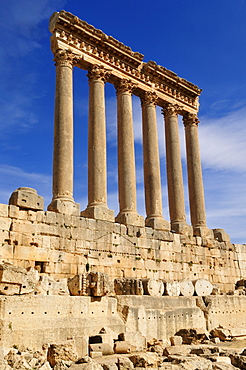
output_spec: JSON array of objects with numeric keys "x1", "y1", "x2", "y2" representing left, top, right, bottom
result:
[{"x1": 0, "y1": 165, "x2": 51, "y2": 207}]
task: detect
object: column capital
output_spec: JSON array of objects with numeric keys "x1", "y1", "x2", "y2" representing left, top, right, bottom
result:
[
  {"x1": 183, "y1": 112, "x2": 200, "y2": 127},
  {"x1": 53, "y1": 49, "x2": 80, "y2": 68},
  {"x1": 87, "y1": 64, "x2": 111, "y2": 82},
  {"x1": 161, "y1": 103, "x2": 182, "y2": 118},
  {"x1": 141, "y1": 91, "x2": 158, "y2": 106},
  {"x1": 115, "y1": 79, "x2": 137, "y2": 94}
]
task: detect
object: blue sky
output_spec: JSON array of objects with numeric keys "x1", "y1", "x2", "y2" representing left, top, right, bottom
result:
[{"x1": 0, "y1": 0, "x2": 245, "y2": 244}]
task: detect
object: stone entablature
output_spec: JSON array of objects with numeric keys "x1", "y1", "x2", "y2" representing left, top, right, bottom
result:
[{"x1": 49, "y1": 11, "x2": 201, "y2": 113}]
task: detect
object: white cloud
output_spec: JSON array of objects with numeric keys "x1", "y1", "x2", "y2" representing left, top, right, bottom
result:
[{"x1": 0, "y1": 165, "x2": 51, "y2": 207}]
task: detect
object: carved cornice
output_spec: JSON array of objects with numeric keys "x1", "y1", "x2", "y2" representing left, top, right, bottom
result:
[
  {"x1": 49, "y1": 11, "x2": 202, "y2": 113},
  {"x1": 183, "y1": 112, "x2": 200, "y2": 127},
  {"x1": 141, "y1": 91, "x2": 158, "y2": 106},
  {"x1": 87, "y1": 65, "x2": 111, "y2": 82},
  {"x1": 115, "y1": 79, "x2": 137, "y2": 94},
  {"x1": 54, "y1": 49, "x2": 80, "y2": 68}
]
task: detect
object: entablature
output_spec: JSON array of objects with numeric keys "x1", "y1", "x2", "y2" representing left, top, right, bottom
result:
[{"x1": 49, "y1": 10, "x2": 201, "y2": 114}]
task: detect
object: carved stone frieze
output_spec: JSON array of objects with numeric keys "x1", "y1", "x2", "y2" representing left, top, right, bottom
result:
[{"x1": 87, "y1": 65, "x2": 111, "y2": 82}]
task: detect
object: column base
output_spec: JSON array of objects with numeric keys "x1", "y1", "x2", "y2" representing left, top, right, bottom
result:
[
  {"x1": 116, "y1": 211, "x2": 145, "y2": 227},
  {"x1": 47, "y1": 198, "x2": 80, "y2": 216},
  {"x1": 193, "y1": 225, "x2": 213, "y2": 238},
  {"x1": 145, "y1": 216, "x2": 170, "y2": 231},
  {"x1": 171, "y1": 221, "x2": 193, "y2": 236},
  {"x1": 213, "y1": 228, "x2": 231, "y2": 242},
  {"x1": 81, "y1": 205, "x2": 114, "y2": 222}
]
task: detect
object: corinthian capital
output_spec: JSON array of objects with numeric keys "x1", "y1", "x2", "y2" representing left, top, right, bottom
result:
[
  {"x1": 141, "y1": 91, "x2": 158, "y2": 106},
  {"x1": 87, "y1": 65, "x2": 111, "y2": 82},
  {"x1": 162, "y1": 103, "x2": 182, "y2": 118},
  {"x1": 115, "y1": 79, "x2": 137, "y2": 94},
  {"x1": 182, "y1": 112, "x2": 200, "y2": 127},
  {"x1": 54, "y1": 49, "x2": 80, "y2": 68}
]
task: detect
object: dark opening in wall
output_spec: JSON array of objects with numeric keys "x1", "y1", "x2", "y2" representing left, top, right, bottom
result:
[
  {"x1": 89, "y1": 335, "x2": 102, "y2": 344},
  {"x1": 35, "y1": 261, "x2": 45, "y2": 273}
]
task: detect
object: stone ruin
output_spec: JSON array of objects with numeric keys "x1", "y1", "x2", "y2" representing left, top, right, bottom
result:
[{"x1": 0, "y1": 10, "x2": 246, "y2": 369}]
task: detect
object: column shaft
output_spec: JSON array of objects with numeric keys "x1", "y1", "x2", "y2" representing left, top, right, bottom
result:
[
  {"x1": 163, "y1": 104, "x2": 190, "y2": 234},
  {"x1": 115, "y1": 79, "x2": 144, "y2": 227},
  {"x1": 142, "y1": 92, "x2": 169, "y2": 231},
  {"x1": 48, "y1": 49, "x2": 80, "y2": 215},
  {"x1": 81, "y1": 65, "x2": 114, "y2": 222},
  {"x1": 183, "y1": 113, "x2": 209, "y2": 236}
]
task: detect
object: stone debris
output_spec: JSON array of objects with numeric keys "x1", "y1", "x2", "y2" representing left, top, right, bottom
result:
[
  {"x1": 142, "y1": 279, "x2": 164, "y2": 297},
  {"x1": 4, "y1": 338, "x2": 246, "y2": 369}
]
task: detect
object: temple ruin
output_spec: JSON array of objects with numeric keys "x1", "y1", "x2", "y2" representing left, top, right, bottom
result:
[{"x1": 0, "y1": 10, "x2": 246, "y2": 362}]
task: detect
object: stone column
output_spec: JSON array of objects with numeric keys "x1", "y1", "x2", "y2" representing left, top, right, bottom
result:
[
  {"x1": 141, "y1": 92, "x2": 169, "y2": 231},
  {"x1": 81, "y1": 65, "x2": 114, "y2": 222},
  {"x1": 115, "y1": 79, "x2": 144, "y2": 227},
  {"x1": 183, "y1": 113, "x2": 211, "y2": 237},
  {"x1": 162, "y1": 104, "x2": 191, "y2": 235},
  {"x1": 48, "y1": 49, "x2": 80, "y2": 215}
]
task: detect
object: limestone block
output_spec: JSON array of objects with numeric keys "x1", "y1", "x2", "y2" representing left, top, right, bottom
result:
[
  {"x1": 193, "y1": 279, "x2": 213, "y2": 296},
  {"x1": 69, "y1": 357, "x2": 103, "y2": 370},
  {"x1": 9, "y1": 187, "x2": 44, "y2": 211},
  {"x1": 68, "y1": 274, "x2": 90, "y2": 296},
  {"x1": 90, "y1": 352, "x2": 103, "y2": 358},
  {"x1": 89, "y1": 343, "x2": 114, "y2": 355},
  {"x1": 163, "y1": 345, "x2": 190, "y2": 356},
  {"x1": 47, "y1": 341, "x2": 78, "y2": 367},
  {"x1": 114, "y1": 278, "x2": 143, "y2": 295},
  {"x1": 129, "y1": 352, "x2": 160, "y2": 368},
  {"x1": 89, "y1": 272, "x2": 111, "y2": 297},
  {"x1": 114, "y1": 341, "x2": 131, "y2": 354},
  {"x1": 0, "y1": 204, "x2": 8, "y2": 217},
  {"x1": 164, "y1": 281, "x2": 180, "y2": 296},
  {"x1": 170, "y1": 336, "x2": 182, "y2": 346},
  {"x1": 123, "y1": 331, "x2": 146, "y2": 351},
  {"x1": 117, "y1": 357, "x2": 134, "y2": 370},
  {"x1": 210, "y1": 327, "x2": 231, "y2": 341},
  {"x1": 142, "y1": 279, "x2": 164, "y2": 296},
  {"x1": 213, "y1": 228, "x2": 231, "y2": 242},
  {"x1": 180, "y1": 280, "x2": 195, "y2": 297},
  {"x1": 0, "y1": 282, "x2": 21, "y2": 295},
  {"x1": 0, "y1": 217, "x2": 11, "y2": 231}
]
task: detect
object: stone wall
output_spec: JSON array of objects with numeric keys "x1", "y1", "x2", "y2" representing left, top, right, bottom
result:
[{"x1": 0, "y1": 202, "x2": 245, "y2": 292}]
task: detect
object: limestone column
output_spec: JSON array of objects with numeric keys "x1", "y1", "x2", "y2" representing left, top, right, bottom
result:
[
  {"x1": 141, "y1": 91, "x2": 169, "y2": 231},
  {"x1": 183, "y1": 113, "x2": 210, "y2": 237},
  {"x1": 162, "y1": 104, "x2": 191, "y2": 235},
  {"x1": 81, "y1": 65, "x2": 114, "y2": 222},
  {"x1": 48, "y1": 49, "x2": 80, "y2": 215},
  {"x1": 115, "y1": 79, "x2": 144, "y2": 227}
]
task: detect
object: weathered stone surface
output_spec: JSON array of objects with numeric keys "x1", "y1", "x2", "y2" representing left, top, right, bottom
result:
[
  {"x1": 114, "y1": 278, "x2": 143, "y2": 295},
  {"x1": 170, "y1": 336, "x2": 183, "y2": 346},
  {"x1": 89, "y1": 343, "x2": 114, "y2": 355},
  {"x1": 180, "y1": 280, "x2": 195, "y2": 297},
  {"x1": 193, "y1": 279, "x2": 213, "y2": 296},
  {"x1": 129, "y1": 352, "x2": 160, "y2": 368},
  {"x1": 210, "y1": 327, "x2": 231, "y2": 341},
  {"x1": 69, "y1": 357, "x2": 103, "y2": 370},
  {"x1": 89, "y1": 272, "x2": 111, "y2": 297},
  {"x1": 47, "y1": 341, "x2": 78, "y2": 367},
  {"x1": 9, "y1": 187, "x2": 44, "y2": 210},
  {"x1": 142, "y1": 279, "x2": 164, "y2": 297},
  {"x1": 68, "y1": 274, "x2": 89, "y2": 296},
  {"x1": 118, "y1": 356, "x2": 134, "y2": 370},
  {"x1": 114, "y1": 341, "x2": 131, "y2": 354},
  {"x1": 164, "y1": 281, "x2": 180, "y2": 296},
  {"x1": 0, "y1": 263, "x2": 38, "y2": 295}
]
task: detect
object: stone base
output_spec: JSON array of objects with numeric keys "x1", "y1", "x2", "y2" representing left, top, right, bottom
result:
[
  {"x1": 213, "y1": 228, "x2": 231, "y2": 242},
  {"x1": 145, "y1": 216, "x2": 170, "y2": 231},
  {"x1": 48, "y1": 198, "x2": 80, "y2": 216},
  {"x1": 116, "y1": 211, "x2": 145, "y2": 227},
  {"x1": 171, "y1": 221, "x2": 193, "y2": 236},
  {"x1": 193, "y1": 225, "x2": 213, "y2": 238},
  {"x1": 81, "y1": 205, "x2": 114, "y2": 222},
  {"x1": 9, "y1": 187, "x2": 44, "y2": 211}
]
